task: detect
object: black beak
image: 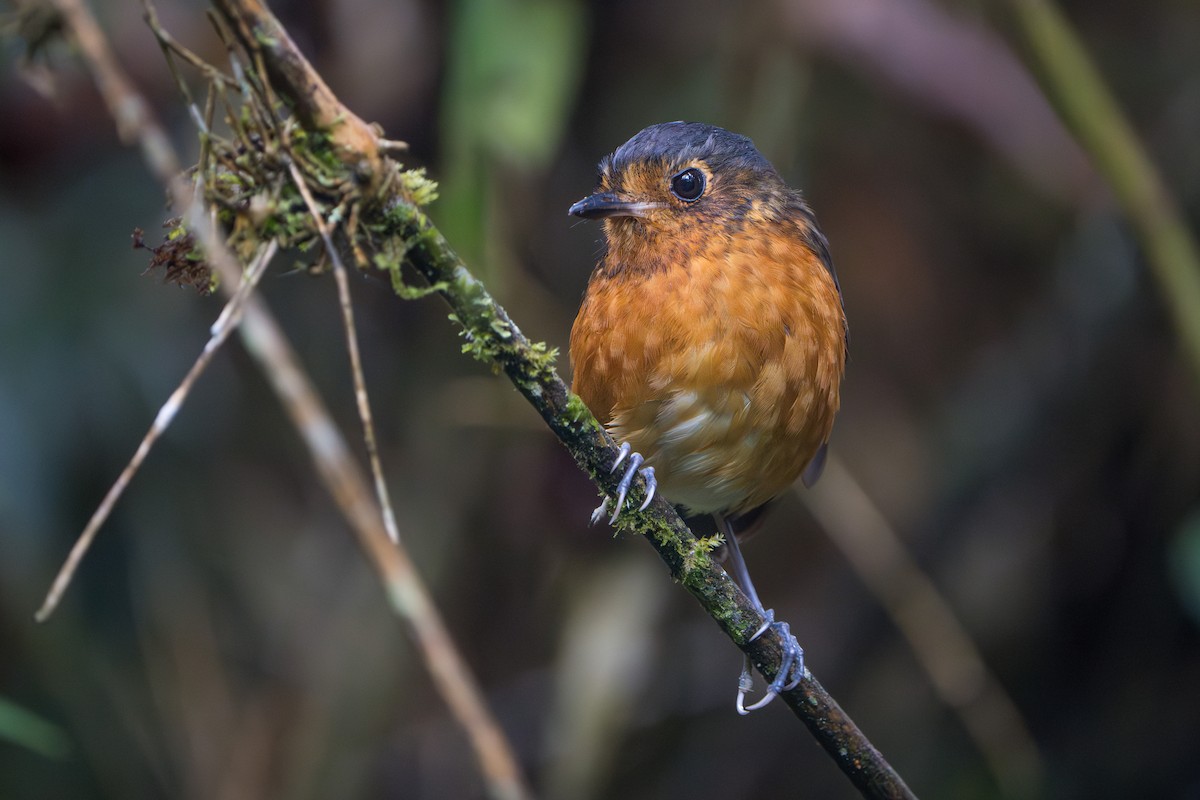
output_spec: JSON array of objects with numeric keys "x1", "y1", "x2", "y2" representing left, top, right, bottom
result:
[{"x1": 568, "y1": 192, "x2": 645, "y2": 219}]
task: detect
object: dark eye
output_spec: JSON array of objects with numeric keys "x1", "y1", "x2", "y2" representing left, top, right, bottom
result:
[{"x1": 669, "y1": 167, "x2": 705, "y2": 202}]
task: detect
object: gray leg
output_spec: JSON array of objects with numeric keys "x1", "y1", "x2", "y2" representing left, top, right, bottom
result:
[{"x1": 718, "y1": 514, "x2": 805, "y2": 713}]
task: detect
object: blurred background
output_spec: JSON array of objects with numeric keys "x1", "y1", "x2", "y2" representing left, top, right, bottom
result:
[{"x1": 2, "y1": 0, "x2": 1199, "y2": 797}]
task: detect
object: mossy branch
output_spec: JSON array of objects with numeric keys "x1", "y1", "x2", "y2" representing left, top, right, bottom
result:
[
  {"x1": 205, "y1": 1, "x2": 915, "y2": 796},
  {"x1": 375, "y1": 178, "x2": 915, "y2": 800}
]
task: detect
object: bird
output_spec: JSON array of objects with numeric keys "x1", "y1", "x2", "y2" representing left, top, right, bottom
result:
[{"x1": 567, "y1": 121, "x2": 846, "y2": 712}]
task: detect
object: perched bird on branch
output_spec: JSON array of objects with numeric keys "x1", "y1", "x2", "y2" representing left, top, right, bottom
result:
[{"x1": 568, "y1": 121, "x2": 846, "y2": 711}]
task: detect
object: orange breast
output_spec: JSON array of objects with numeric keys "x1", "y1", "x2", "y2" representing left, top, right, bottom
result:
[{"x1": 570, "y1": 223, "x2": 845, "y2": 516}]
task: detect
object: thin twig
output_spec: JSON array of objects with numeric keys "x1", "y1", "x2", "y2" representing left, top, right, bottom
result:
[
  {"x1": 39, "y1": 3, "x2": 533, "y2": 799},
  {"x1": 38, "y1": 0, "x2": 261, "y2": 619},
  {"x1": 287, "y1": 158, "x2": 402, "y2": 543},
  {"x1": 35, "y1": 241, "x2": 276, "y2": 622},
  {"x1": 142, "y1": 0, "x2": 233, "y2": 97},
  {"x1": 33, "y1": 254, "x2": 237, "y2": 620},
  {"x1": 232, "y1": 294, "x2": 532, "y2": 800}
]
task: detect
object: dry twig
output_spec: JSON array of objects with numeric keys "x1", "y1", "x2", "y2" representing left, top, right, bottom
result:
[
  {"x1": 35, "y1": 240, "x2": 276, "y2": 622},
  {"x1": 35, "y1": 1, "x2": 532, "y2": 798},
  {"x1": 286, "y1": 158, "x2": 403, "y2": 544}
]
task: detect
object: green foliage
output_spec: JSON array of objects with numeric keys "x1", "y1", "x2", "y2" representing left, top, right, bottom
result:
[
  {"x1": 446, "y1": 0, "x2": 585, "y2": 168},
  {"x1": 436, "y1": 0, "x2": 586, "y2": 269},
  {"x1": 0, "y1": 697, "x2": 70, "y2": 760}
]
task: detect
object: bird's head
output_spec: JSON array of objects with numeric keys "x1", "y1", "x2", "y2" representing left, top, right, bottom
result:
[{"x1": 569, "y1": 122, "x2": 793, "y2": 253}]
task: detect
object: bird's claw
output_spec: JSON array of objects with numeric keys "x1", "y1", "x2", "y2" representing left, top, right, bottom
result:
[
  {"x1": 594, "y1": 443, "x2": 657, "y2": 524},
  {"x1": 590, "y1": 499, "x2": 609, "y2": 526},
  {"x1": 750, "y1": 607, "x2": 776, "y2": 642},
  {"x1": 737, "y1": 612, "x2": 806, "y2": 713},
  {"x1": 611, "y1": 441, "x2": 631, "y2": 471},
  {"x1": 735, "y1": 656, "x2": 755, "y2": 716},
  {"x1": 766, "y1": 618, "x2": 806, "y2": 694}
]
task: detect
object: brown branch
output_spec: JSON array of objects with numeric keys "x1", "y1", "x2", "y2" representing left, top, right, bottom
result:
[
  {"x1": 211, "y1": 0, "x2": 381, "y2": 177},
  {"x1": 207, "y1": 1, "x2": 917, "y2": 796}
]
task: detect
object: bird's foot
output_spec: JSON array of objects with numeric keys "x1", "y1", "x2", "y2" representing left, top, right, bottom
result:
[
  {"x1": 736, "y1": 609, "x2": 806, "y2": 714},
  {"x1": 590, "y1": 442, "x2": 657, "y2": 525}
]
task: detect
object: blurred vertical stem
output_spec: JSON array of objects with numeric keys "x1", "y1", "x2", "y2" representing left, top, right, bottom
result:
[{"x1": 1009, "y1": 0, "x2": 1200, "y2": 383}]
